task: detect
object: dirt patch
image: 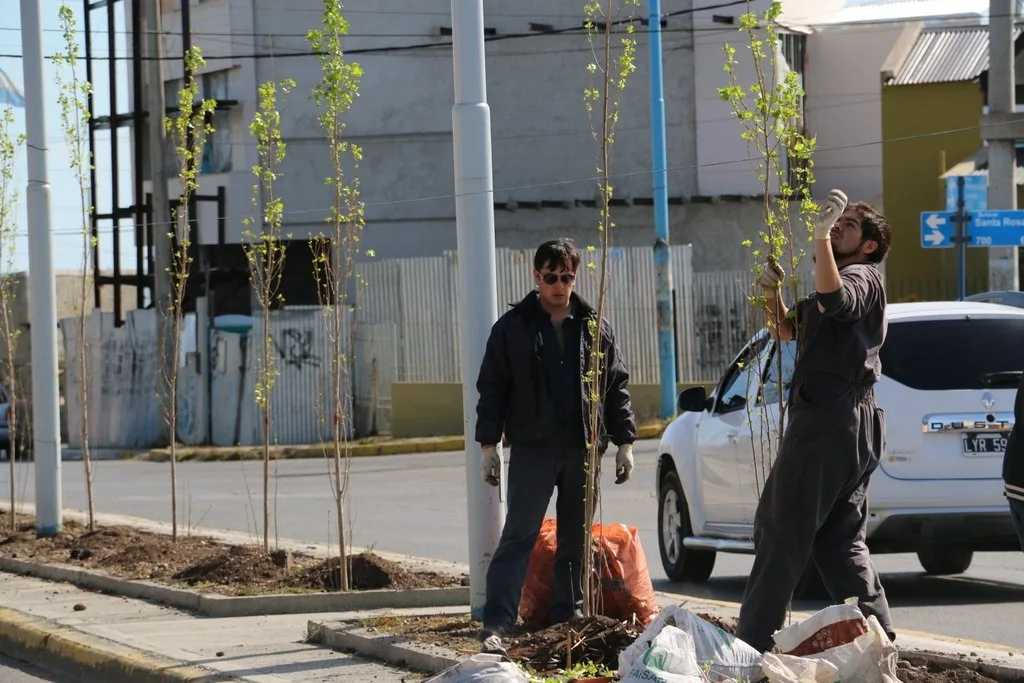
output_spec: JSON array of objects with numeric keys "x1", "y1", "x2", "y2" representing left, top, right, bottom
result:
[
  {"x1": 507, "y1": 615, "x2": 642, "y2": 675},
  {"x1": 357, "y1": 612, "x2": 1015, "y2": 683},
  {"x1": 897, "y1": 657, "x2": 1000, "y2": 683},
  {"x1": 303, "y1": 553, "x2": 463, "y2": 591},
  {"x1": 362, "y1": 615, "x2": 485, "y2": 656},
  {"x1": 0, "y1": 510, "x2": 466, "y2": 596}
]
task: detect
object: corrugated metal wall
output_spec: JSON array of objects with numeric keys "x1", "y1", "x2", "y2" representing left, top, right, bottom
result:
[
  {"x1": 354, "y1": 245, "x2": 701, "y2": 385},
  {"x1": 62, "y1": 249, "x2": 775, "y2": 448}
]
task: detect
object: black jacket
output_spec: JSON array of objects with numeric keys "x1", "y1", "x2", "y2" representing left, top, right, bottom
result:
[
  {"x1": 1003, "y1": 374, "x2": 1024, "y2": 502},
  {"x1": 474, "y1": 290, "x2": 637, "y2": 452}
]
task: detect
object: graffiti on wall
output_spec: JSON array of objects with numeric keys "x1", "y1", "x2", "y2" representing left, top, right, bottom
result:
[{"x1": 272, "y1": 328, "x2": 320, "y2": 370}]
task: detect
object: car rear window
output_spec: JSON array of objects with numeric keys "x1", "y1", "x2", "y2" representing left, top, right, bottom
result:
[{"x1": 880, "y1": 317, "x2": 1024, "y2": 390}]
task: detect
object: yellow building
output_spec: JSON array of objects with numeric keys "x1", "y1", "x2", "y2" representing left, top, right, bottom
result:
[{"x1": 880, "y1": 23, "x2": 1023, "y2": 301}]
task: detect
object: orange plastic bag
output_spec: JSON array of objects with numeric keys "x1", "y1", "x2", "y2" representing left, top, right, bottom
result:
[{"x1": 519, "y1": 517, "x2": 660, "y2": 627}]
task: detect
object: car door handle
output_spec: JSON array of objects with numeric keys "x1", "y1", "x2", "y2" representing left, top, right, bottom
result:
[{"x1": 727, "y1": 430, "x2": 739, "y2": 442}]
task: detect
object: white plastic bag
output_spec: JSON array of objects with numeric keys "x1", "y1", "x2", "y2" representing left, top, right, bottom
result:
[
  {"x1": 763, "y1": 601, "x2": 900, "y2": 683},
  {"x1": 618, "y1": 605, "x2": 762, "y2": 682},
  {"x1": 773, "y1": 601, "x2": 867, "y2": 656},
  {"x1": 761, "y1": 653, "x2": 840, "y2": 683},
  {"x1": 424, "y1": 653, "x2": 529, "y2": 683},
  {"x1": 621, "y1": 625, "x2": 705, "y2": 683}
]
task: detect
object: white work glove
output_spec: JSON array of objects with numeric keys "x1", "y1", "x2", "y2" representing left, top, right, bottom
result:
[
  {"x1": 615, "y1": 443, "x2": 634, "y2": 484},
  {"x1": 481, "y1": 444, "x2": 501, "y2": 487},
  {"x1": 813, "y1": 188, "x2": 848, "y2": 240},
  {"x1": 757, "y1": 262, "x2": 784, "y2": 298}
]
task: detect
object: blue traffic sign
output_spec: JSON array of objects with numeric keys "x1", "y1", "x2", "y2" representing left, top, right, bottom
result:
[
  {"x1": 967, "y1": 210, "x2": 1024, "y2": 247},
  {"x1": 946, "y1": 175, "x2": 987, "y2": 213},
  {"x1": 921, "y1": 211, "x2": 954, "y2": 248},
  {"x1": 921, "y1": 209, "x2": 1024, "y2": 249}
]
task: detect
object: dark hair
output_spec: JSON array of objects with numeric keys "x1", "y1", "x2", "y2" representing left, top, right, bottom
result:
[
  {"x1": 849, "y1": 201, "x2": 892, "y2": 263},
  {"x1": 534, "y1": 238, "x2": 580, "y2": 272}
]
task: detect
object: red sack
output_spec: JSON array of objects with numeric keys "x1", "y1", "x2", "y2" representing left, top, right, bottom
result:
[{"x1": 518, "y1": 517, "x2": 659, "y2": 627}]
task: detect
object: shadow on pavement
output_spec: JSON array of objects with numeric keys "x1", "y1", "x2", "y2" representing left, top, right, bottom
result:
[{"x1": 653, "y1": 571, "x2": 1024, "y2": 609}]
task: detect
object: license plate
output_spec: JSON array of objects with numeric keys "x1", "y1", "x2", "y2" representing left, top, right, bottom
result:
[{"x1": 962, "y1": 432, "x2": 1009, "y2": 456}]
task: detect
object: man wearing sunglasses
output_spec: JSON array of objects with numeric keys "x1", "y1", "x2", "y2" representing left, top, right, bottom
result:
[{"x1": 474, "y1": 237, "x2": 637, "y2": 652}]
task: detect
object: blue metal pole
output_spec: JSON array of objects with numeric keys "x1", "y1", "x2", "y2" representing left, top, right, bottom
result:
[
  {"x1": 649, "y1": 0, "x2": 677, "y2": 419},
  {"x1": 955, "y1": 176, "x2": 967, "y2": 300}
]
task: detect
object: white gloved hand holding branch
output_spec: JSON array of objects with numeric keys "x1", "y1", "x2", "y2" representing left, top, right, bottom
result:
[
  {"x1": 481, "y1": 444, "x2": 501, "y2": 487},
  {"x1": 814, "y1": 188, "x2": 849, "y2": 241},
  {"x1": 615, "y1": 443, "x2": 634, "y2": 484},
  {"x1": 758, "y1": 262, "x2": 785, "y2": 298}
]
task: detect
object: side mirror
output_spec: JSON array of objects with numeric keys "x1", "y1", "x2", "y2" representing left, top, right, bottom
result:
[{"x1": 677, "y1": 386, "x2": 709, "y2": 414}]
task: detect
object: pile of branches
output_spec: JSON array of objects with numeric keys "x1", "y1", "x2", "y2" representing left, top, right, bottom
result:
[{"x1": 507, "y1": 615, "x2": 642, "y2": 675}]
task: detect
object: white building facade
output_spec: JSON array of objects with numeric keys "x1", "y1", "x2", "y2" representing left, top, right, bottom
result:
[{"x1": 138, "y1": 0, "x2": 897, "y2": 275}]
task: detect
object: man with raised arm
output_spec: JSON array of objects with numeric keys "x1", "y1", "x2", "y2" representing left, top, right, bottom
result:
[{"x1": 736, "y1": 190, "x2": 898, "y2": 653}]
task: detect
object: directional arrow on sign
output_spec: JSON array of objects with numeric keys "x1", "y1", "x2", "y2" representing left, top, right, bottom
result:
[
  {"x1": 924, "y1": 213, "x2": 946, "y2": 246},
  {"x1": 920, "y1": 211, "x2": 955, "y2": 249}
]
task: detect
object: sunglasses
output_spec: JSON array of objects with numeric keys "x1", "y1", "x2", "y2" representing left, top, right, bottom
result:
[{"x1": 540, "y1": 272, "x2": 576, "y2": 285}]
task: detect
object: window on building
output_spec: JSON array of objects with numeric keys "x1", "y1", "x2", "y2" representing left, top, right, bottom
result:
[
  {"x1": 200, "y1": 71, "x2": 232, "y2": 174},
  {"x1": 163, "y1": 68, "x2": 233, "y2": 177}
]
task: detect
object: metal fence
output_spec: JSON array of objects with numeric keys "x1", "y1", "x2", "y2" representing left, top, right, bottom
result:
[{"x1": 355, "y1": 246, "x2": 757, "y2": 385}]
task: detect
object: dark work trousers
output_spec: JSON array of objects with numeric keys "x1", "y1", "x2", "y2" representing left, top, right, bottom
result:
[
  {"x1": 1010, "y1": 497, "x2": 1024, "y2": 551},
  {"x1": 735, "y1": 383, "x2": 895, "y2": 653},
  {"x1": 482, "y1": 446, "x2": 595, "y2": 633}
]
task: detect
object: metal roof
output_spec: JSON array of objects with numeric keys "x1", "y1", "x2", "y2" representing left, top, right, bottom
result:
[
  {"x1": 941, "y1": 145, "x2": 1024, "y2": 185},
  {"x1": 888, "y1": 25, "x2": 1022, "y2": 86},
  {"x1": 809, "y1": 0, "x2": 988, "y2": 27}
]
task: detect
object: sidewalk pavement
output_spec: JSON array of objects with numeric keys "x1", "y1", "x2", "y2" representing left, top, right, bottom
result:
[{"x1": 0, "y1": 571, "x2": 447, "y2": 683}]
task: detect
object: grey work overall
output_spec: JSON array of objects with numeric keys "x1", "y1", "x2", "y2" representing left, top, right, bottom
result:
[{"x1": 736, "y1": 263, "x2": 896, "y2": 654}]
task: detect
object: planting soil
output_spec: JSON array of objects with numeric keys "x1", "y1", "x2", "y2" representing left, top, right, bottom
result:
[
  {"x1": 359, "y1": 612, "x2": 1011, "y2": 683},
  {"x1": 0, "y1": 510, "x2": 466, "y2": 596}
]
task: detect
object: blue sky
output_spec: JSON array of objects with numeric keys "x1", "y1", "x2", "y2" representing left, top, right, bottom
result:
[{"x1": 1, "y1": 0, "x2": 132, "y2": 274}]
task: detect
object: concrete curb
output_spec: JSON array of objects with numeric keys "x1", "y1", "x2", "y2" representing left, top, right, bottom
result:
[
  {"x1": 127, "y1": 424, "x2": 665, "y2": 463},
  {"x1": 308, "y1": 620, "x2": 461, "y2": 676},
  {"x1": 901, "y1": 649, "x2": 1024, "y2": 682},
  {"x1": 0, "y1": 607, "x2": 228, "y2": 683},
  {"x1": 0, "y1": 557, "x2": 470, "y2": 618},
  {"x1": 130, "y1": 436, "x2": 467, "y2": 463}
]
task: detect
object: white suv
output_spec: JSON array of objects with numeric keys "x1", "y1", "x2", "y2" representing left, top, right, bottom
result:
[{"x1": 656, "y1": 300, "x2": 1024, "y2": 593}]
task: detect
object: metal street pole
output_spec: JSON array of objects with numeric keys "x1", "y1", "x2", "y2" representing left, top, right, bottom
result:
[
  {"x1": 954, "y1": 176, "x2": 969, "y2": 300},
  {"x1": 648, "y1": 0, "x2": 678, "y2": 419},
  {"x1": 20, "y1": 0, "x2": 63, "y2": 535},
  {"x1": 450, "y1": 0, "x2": 505, "y2": 618},
  {"x1": 140, "y1": 0, "x2": 173, "y2": 443},
  {"x1": 987, "y1": 0, "x2": 1019, "y2": 291}
]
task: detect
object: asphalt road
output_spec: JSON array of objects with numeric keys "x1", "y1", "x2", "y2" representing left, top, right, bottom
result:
[
  {"x1": 0, "y1": 655, "x2": 69, "y2": 682},
  {"x1": 3, "y1": 440, "x2": 1024, "y2": 649}
]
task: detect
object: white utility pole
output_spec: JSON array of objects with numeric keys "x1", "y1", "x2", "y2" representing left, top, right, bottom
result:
[
  {"x1": 986, "y1": 0, "x2": 1020, "y2": 290},
  {"x1": 450, "y1": 0, "x2": 505, "y2": 617},
  {"x1": 20, "y1": 0, "x2": 63, "y2": 535},
  {"x1": 140, "y1": 0, "x2": 173, "y2": 439}
]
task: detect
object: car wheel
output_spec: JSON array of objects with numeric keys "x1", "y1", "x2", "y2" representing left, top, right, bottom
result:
[
  {"x1": 917, "y1": 549, "x2": 973, "y2": 575},
  {"x1": 658, "y1": 468, "x2": 716, "y2": 582}
]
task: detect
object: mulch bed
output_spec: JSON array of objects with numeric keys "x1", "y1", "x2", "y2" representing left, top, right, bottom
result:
[
  {"x1": 361, "y1": 612, "x2": 1012, "y2": 682},
  {"x1": 0, "y1": 510, "x2": 467, "y2": 596}
]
